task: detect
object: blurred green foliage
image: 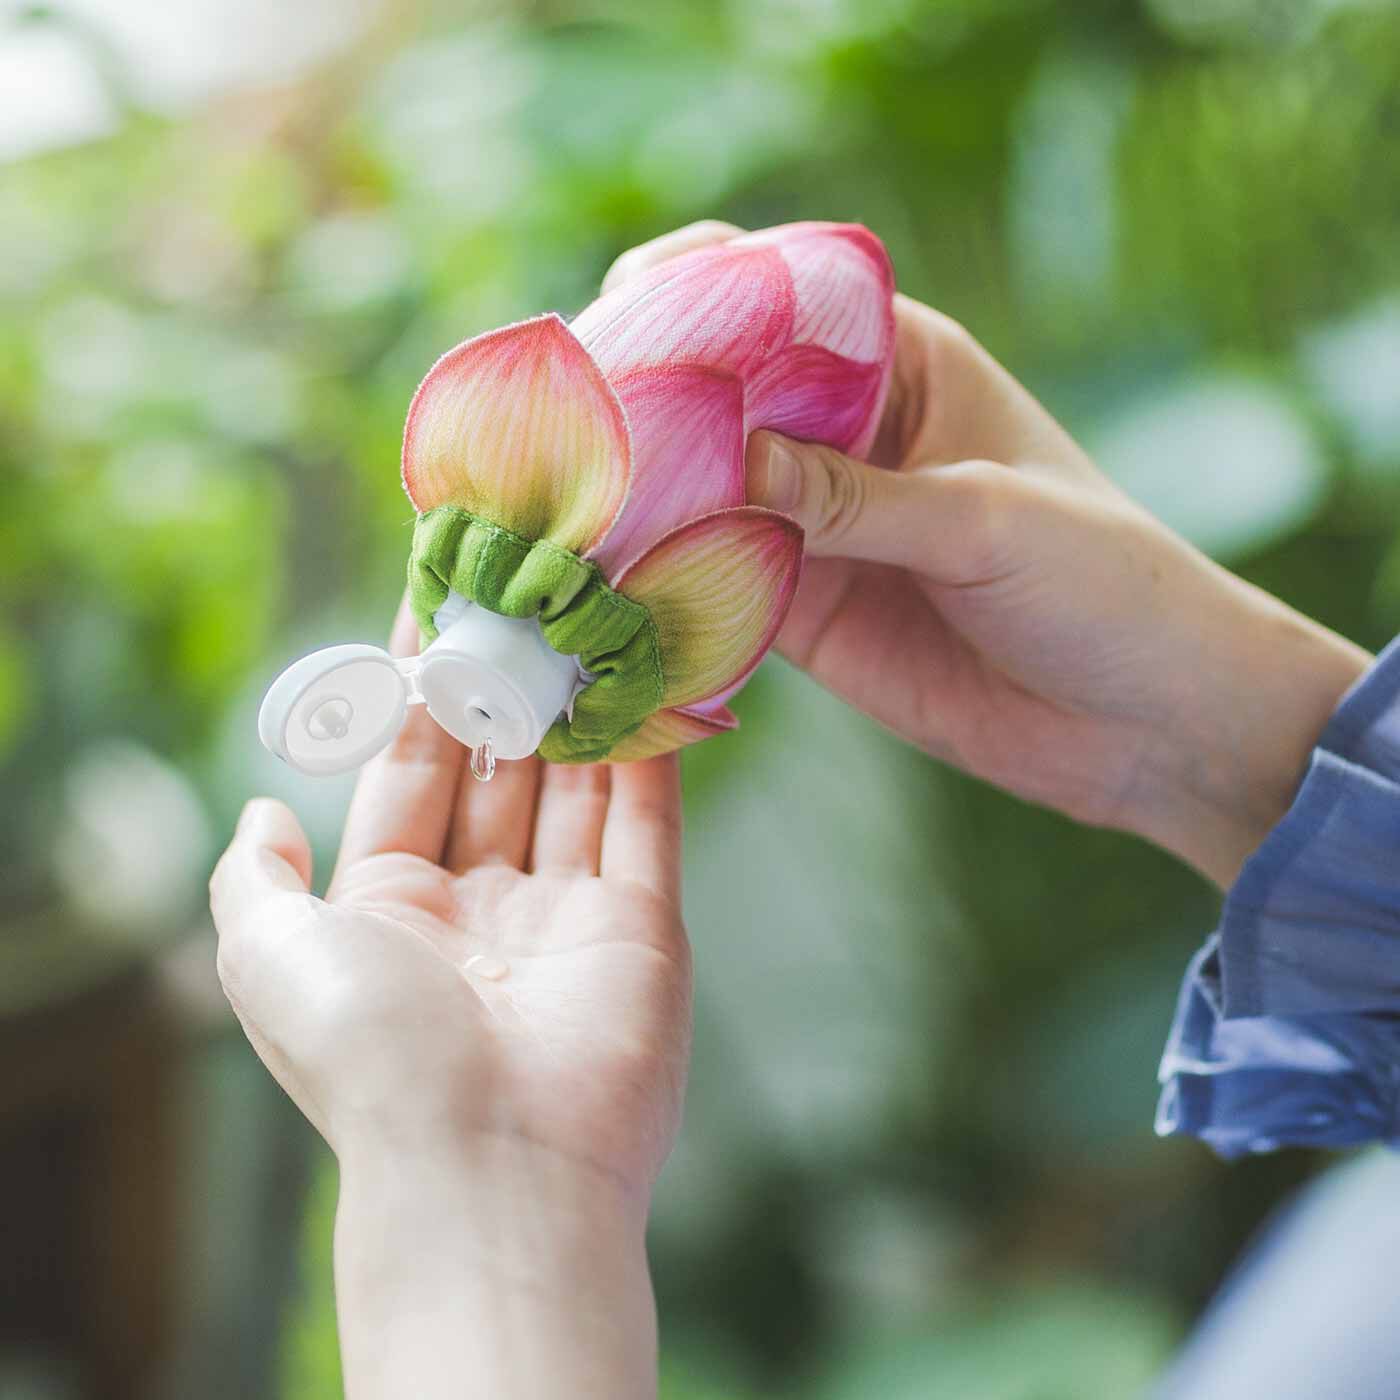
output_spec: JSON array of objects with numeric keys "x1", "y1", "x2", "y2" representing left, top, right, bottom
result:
[{"x1": 5, "y1": 0, "x2": 1400, "y2": 1395}]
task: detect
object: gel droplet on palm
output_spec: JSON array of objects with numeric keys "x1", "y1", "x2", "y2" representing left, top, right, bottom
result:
[{"x1": 465, "y1": 954, "x2": 509, "y2": 981}]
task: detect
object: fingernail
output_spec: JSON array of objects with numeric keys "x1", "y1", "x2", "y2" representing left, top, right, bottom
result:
[
  {"x1": 236, "y1": 799, "x2": 264, "y2": 834},
  {"x1": 749, "y1": 435, "x2": 802, "y2": 515}
]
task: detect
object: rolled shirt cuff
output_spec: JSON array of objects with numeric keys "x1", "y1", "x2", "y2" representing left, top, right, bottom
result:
[
  {"x1": 1157, "y1": 940, "x2": 1400, "y2": 1158},
  {"x1": 1158, "y1": 636, "x2": 1400, "y2": 1155}
]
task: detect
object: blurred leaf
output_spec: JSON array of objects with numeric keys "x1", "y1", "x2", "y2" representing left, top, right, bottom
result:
[
  {"x1": 287, "y1": 210, "x2": 415, "y2": 314},
  {"x1": 366, "y1": 31, "x2": 538, "y2": 223},
  {"x1": 983, "y1": 935, "x2": 1199, "y2": 1162},
  {"x1": 0, "y1": 20, "x2": 118, "y2": 162},
  {"x1": 1089, "y1": 372, "x2": 1330, "y2": 559},
  {"x1": 1300, "y1": 294, "x2": 1400, "y2": 477},
  {"x1": 1008, "y1": 47, "x2": 1135, "y2": 344},
  {"x1": 659, "y1": 1352, "x2": 758, "y2": 1400},
  {"x1": 51, "y1": 738, "x2": 212, "y2": 941},
  {"x1": 280, "y1": 1152, "x2": 342, "y2": 1400},
  {"x1": 815, "y1": 1281, "x2": 1181, "y2": 1400},
  {"x1": 0, "y1": 624, "x2": 32, "y2": 759},
  {"x1": 1118, "y1": 6, "x2": 1400, "y2": 351},
  {"x1": 1146, "y1": 0, "x2": 1350, "y2": 51}
]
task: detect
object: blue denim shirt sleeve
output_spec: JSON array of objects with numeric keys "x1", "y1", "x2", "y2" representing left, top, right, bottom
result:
[{"x1": 1157, "y1": 636, "x2": 1400, "y2": 1157}]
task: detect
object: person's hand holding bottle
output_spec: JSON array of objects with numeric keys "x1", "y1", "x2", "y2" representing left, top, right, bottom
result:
[{"x1": 609, "y1": 223, "x2": 1371, "y2": 887}]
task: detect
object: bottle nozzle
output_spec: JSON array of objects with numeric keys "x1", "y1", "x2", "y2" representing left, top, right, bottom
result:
[{"x1": 258, "y1": 598, "x2": 581, "y2": 777}]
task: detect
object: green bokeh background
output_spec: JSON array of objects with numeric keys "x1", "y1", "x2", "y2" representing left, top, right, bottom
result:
[{"x1": 4, "y1": 0, "x2": 1400, "y2": 1395}]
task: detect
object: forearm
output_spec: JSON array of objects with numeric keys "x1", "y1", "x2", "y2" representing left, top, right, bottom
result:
[
  {"x1": 334, "y1": 1135, "x2": 658, "y2": 1400},
  {"x1": 1135, "y1": 565, "x2": 1371, "y2": 888}
]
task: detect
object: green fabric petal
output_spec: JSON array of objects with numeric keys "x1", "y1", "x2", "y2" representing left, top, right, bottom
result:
[{"x1": 408, "y1": 505, "x2": 663, "y2": 763}]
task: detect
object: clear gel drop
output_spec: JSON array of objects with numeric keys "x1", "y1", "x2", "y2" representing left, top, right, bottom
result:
[
  {"x1": 465, "y1": 954, "x2": 509, "y2": 981},
  {"x1": 470, "y1": 738, "x2": 496, "y2": 783}
]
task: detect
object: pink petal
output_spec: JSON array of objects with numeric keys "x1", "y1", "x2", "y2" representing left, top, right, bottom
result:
[
  {"x1": 573, "y1": 244, "x2": 796, "y2": 380},
  {"x1": 615, "y1": 506, "x2": 803, "y2": 710},
  {"x1": 735, "y1": 223, "x2": 895, "y2": 365},
  {"x1": 682, "y1": 675, "x2": 751, "y2": 716},
  {"x1": 402, "y1": 313, "x2": 630, "y2": 555},
  {"x1": 745, "y1": 345, "x2": 887, "y2": 458},
  {"x1": 590, "y1": 364, "x2": 746, "y2": 581},
  {"x1": 606, "y1": 704, "x2": 739, "y2": 762}
]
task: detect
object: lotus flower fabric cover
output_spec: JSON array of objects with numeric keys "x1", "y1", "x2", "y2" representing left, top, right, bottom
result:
[{"x1": 403, "y1": 222, "x2": 896, "y2": 763}]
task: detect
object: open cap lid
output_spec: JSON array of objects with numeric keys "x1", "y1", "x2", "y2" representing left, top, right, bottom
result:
[{"x1": 257, "y1": 643, "x2": 407, "y2": 777}]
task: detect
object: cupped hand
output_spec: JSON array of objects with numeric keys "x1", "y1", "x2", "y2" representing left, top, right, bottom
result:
[
  {"x1": 605, "y1": 223, "x2": 1370, "y2": 886},
  {"x1": 210, "y1": 600, "x2": 691, "y2": 1196}
]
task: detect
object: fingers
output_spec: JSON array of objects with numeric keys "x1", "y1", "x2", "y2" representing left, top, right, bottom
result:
[
  {"x1": 601, "y1": 219, "x2": 745, "y2": 293},
  {"x1": 529, "y1": 762, "x2": 611, "y2": 874},
  {"x1": 600, "y1": 755, "x2": 682, "y2": 904},
  {"x1": 208, "y1": 800, "x2": 332, "y2": 1142},
  {"x1": 444, "y1": 753, "x2": 543, "y2": 872},
  {"x1": 333, "y1": 595, "x2": 465, "y2": 876},
  {"x1": 747, "y1": 430, "x2": 1025, "y2": 585},
  {"x1": 210, "y1": 798, "x2": 314, "y2": 945}
]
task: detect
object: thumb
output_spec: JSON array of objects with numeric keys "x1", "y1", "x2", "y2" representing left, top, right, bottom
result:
[
  {"x1": 746, "y1": 430, "x2": 1013, "y2": 580},
  {"x1": 210, "y1": 798, "x2": 314, "y2": 942}
]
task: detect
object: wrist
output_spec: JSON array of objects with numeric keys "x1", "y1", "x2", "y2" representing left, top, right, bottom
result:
[
  {"x1": 334, "y1": 1134, "x2": 656, "y2": 1400},
  {"x1": 1136, "y1": 576, "x2": 1370, "y2": 889}
]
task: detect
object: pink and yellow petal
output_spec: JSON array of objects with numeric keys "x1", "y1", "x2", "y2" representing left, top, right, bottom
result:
[
  {"x1": 745, "y1": 345, "x2": 887, "y2": 458},
  {"x1": 606, "y1": 703, "x2": 739, "y2": 762},
  {"x1": 736, "y1": 223, "x2": 894, "y2": 366},
  {"x1": 402, "y1": 313, "x2": 630, "y2": 554},
  {"x1": 572, "y1": 244, "x2": 796, "y2": 379},
  {"x1": 590, "y1": 364, "x2": 746, "y2": 581},
  {"x1": 615, "y1": 506, "x2": 803, "y2": 710},
  {"x1": 681, "y1": 669, "x2": 757, "y2": 718}
]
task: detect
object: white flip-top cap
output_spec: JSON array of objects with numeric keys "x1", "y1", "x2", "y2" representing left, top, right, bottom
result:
[
  {"x1": 258, "y1": 643, "x2": 407, "y2": 776},
  {"x1": 258, "y1": 597, "x2": 582, "y2": 777}
]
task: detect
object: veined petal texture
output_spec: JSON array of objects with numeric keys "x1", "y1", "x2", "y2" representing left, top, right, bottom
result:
[
  {"x1": 605, "y1": 703, "x2": 739, "y2": 761},
  {"x1": 402, "y1": 313, "x2": 631, "y2": 555},
  {"x1": 573, "y1": 244, "x2": 795, "y2": 379},
  {"x1": 737, "y1": 222, "x2": 894, "y2": 365},
  {"x1": 614, "y1": 507, "x2": 802, "y2": 710},
  {"x1": 590, "y1": 364, "x2": 746, "y2": 580}
]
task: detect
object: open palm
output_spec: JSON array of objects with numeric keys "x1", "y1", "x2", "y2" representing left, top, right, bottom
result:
[{"x1": 211, "y1": 601, "x2": 691, "y2": 1195}]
